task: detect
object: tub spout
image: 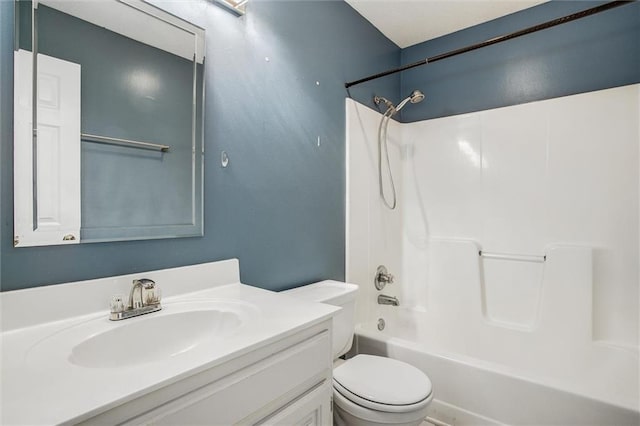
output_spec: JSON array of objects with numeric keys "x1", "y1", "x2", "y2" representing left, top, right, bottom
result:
[{"x1": 378, "y1": 294, "x2": 399, "y2": 306}]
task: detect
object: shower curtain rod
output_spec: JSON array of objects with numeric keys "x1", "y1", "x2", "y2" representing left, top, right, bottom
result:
[{"x1": 344, "y1": 0, "x2": 633, "y2": 89}]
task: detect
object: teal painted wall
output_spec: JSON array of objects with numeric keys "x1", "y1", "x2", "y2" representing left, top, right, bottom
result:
[
  {"x1": 399, "y1": 1, "x2": 640, "y2": 122},
  {"x1": 4, "y1": 0, "x2": 637, "y2": 292},
  {"x1": 0, "y1": 0, "x2": 400, "y2": 291}
]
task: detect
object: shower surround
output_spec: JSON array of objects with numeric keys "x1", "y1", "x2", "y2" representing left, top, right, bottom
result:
[{"x1": 345, "y1": 84, "x2": 640, "y2": 424}]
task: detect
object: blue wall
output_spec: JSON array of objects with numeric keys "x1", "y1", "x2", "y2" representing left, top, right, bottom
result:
[
  {"x1": 0, "y1": 0, "x2": 400, "y2": 291},
  {"x1": 399, "y1": 1, "x2": 640, "y2": 123},
  {"x1": 5, "y1": 0, "x2": 636, "y2": 292}
]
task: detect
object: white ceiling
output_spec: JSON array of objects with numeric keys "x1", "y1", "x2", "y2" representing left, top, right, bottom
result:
[{"x1": 344, "y1": 0, "x2": 547, "y2": 48}]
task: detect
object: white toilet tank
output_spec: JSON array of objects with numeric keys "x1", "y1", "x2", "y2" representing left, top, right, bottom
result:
[{"x1": 282, "y1": 280, "x2": 358, "y2": 359}]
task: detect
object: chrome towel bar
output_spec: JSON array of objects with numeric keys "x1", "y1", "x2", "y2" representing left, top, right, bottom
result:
[{"x1": 81, "y1": 133, "x2": 170, "y2": 152}]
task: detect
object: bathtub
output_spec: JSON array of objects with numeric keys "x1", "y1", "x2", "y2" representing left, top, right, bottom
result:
[
  {"x1": 345, "y1": 92, "x2": 640, "y2": 425},
  {"x1": 354, "y1": 322, "x2": 640, "y2": 426}
]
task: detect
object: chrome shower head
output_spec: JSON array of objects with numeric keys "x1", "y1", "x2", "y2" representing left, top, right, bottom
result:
[
  {"x1": 409, "y1": 90, "x2": 425, "y2": 104},
  {"x1": 396, "y1": 89, "x2": 425, "y2": 112}
]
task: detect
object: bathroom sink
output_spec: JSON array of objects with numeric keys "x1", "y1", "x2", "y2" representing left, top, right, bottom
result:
[
  {"x1": 26, "y1": 299, "x2": 259, "y2": 369},
  {"x1": 71, "y1": 309, "x2": 244, "y2": 368}
]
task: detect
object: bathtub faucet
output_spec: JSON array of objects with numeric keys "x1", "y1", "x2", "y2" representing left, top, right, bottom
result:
[
  {"x1": 375, "y1": 265, "x2": 394, "y2": 290},
  {"x1": 378, "y1": 294, "x2": 399, "y2": 306}
]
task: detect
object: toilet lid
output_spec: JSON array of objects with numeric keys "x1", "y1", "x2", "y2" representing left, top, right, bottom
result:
[{"x1": 333, "y1": 355, "x2": 432, "y2": 406}]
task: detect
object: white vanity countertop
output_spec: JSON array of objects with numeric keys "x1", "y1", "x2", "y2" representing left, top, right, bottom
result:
[{"x1": 0, "y1": 260, "x2": 338, "y2": 425}]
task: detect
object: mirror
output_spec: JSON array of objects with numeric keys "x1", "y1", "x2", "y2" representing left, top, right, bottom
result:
[{"x1": 13, "y1": 0, "x2": 205, "y2": 247}]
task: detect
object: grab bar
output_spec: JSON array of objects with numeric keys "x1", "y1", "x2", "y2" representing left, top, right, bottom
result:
[
  {"x1": 81, "y1": 133, "x2": 170, "y2": 152},
  {"x1": 479, "y1": 251, "x2": 546, "y2": 263}
]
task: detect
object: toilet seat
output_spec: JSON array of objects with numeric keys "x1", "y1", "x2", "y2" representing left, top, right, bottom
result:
[
  {"x1": 333, "y1": 385, "x2": 432, "y2": 425},
  {"x1": 333, "y1": 355, "x2": 432, "y2": 413},
  {"x1": 333, "y1": 380, "x2": 432, "y2": 414}
]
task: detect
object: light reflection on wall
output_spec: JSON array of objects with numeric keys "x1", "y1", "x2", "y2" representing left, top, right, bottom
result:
[
  {"x1": 128, "y1": 69, "x2": 160, "y2": 101},
  {"x1": 457, "y1": 139, "x2": 486, "y2": 169}
]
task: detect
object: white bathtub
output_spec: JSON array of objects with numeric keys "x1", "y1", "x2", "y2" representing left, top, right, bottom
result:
[
  {"x1": 355, "y1": 323, "x2": 640, "y2": 426},
  {"x1": 345, "y1": 87, "x2": 640, "y2": 426}
]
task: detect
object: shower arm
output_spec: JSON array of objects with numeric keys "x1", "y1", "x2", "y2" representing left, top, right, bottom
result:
[{"x1": 374, "y1": 96, "x2": 396, "y2": 112}]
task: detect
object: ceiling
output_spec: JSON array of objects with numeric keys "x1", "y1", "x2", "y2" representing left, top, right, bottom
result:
[{"x1": 344, "y1": 0, "x2": 547, "y2": 48}]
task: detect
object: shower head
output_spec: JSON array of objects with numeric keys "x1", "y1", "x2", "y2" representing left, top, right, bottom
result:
[
  {"x1": 409, "y1": 90, "x2": 425, "y2": 104},
  {"x1": 396, "y1": 89, "x2": 425, "y2": 112}
]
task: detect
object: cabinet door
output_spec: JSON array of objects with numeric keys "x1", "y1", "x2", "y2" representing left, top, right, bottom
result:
[
  {"x1": 124, "y1": 331, "x2": 331, "y2": 425},
  {"x1": 255, "y1": 381, "x2": 332, "y2": 426}
]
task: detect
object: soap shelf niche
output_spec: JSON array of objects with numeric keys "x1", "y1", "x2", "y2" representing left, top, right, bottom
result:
[{"x1": 478, "y1": 249, "x2": 547, "y2": 331}]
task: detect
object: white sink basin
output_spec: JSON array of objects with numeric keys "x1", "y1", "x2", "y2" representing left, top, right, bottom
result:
[
  {"x1": 71, "y1": 309, "x2": 244, "y2": 368},
  {"x1": 26, "y1": 299, "x2": 259, "y2": 369}
]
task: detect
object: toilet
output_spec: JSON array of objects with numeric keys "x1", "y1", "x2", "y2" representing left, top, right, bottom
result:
[{"x1": 283, "y1": 281, "x2": 433, "y2": 426}]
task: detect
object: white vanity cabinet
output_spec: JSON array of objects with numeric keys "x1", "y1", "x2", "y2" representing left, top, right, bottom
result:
[
  {"x1": 79, "y1": 320, "x2": 333, "y2": 426},
  {"x1": 1, "y1": 261, "x2": 339, "y2": 426}
]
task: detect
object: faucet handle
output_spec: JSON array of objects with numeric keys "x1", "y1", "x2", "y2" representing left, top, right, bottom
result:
[
  {"x1": 374, "y1": 265, "x2": 394, "y2": 290},
  {"x1": 110, "y1": 294, "x2": 125, "y2": 313},
  {"x1": 381, "y1": 272, "x2": 394, "y2": 283},
  {"x1": 145, "y1": 286, "x2": 161, "y2": 305}
]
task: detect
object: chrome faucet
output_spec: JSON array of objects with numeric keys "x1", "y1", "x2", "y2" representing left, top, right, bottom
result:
[
  {"x1": 378, "y1": 294, "x2": 399, "y2": 306},
  {"x1": 110, "y1": 278, "x2": 162, "y2": 320},
  {"x1": 374, "y1": 265, "x2": 394, "y2": 290},
  {"x1": 129, "y1": 278, "x2": 156, "y2": 309}
]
